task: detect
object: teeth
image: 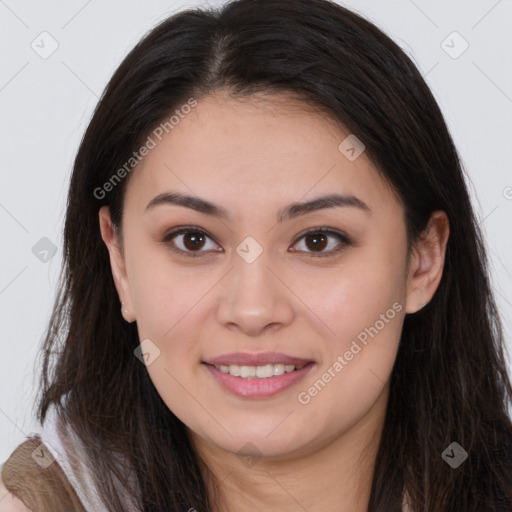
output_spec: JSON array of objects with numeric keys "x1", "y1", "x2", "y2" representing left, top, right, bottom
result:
[{"x1": 216, "y1": 363, "x2": 305, "y2": 378}]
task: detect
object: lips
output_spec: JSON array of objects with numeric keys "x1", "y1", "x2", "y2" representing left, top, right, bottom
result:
[
  {"x1": 203, "y1": 351, "x2": 314, "y2": 367},
  {"x1": 203, "y1": 361, "x2": 315, "y2": 399}
]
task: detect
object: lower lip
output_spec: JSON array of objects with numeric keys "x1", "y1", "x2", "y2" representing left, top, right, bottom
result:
[{"x1": 202, "y1": 362, "x2": 315, "y2": 399}]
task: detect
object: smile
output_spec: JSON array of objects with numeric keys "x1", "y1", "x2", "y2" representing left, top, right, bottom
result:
[
  {"x1": 202, "y1": 361, "x2": 315, "y2": 399},
  {"x1": 214, "y1": 363, "x2": 305, "y2": 378}
]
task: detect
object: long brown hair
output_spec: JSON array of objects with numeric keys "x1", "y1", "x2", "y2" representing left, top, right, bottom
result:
[{"x1": 14, "y1": 0, "x2": 512, "y2": 510}]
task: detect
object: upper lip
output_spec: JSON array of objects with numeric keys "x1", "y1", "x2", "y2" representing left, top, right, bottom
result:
[{"x1": 203, "y1": 352, "x2": 314, "y2": 367}]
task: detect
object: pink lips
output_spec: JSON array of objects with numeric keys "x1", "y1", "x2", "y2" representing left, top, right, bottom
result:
[
  {"x1": 203, "y1": 351, "x2": 313, "y2": 367},
  {"x1": 202, "y1": 352, "x2": 315, "y2": 399}
]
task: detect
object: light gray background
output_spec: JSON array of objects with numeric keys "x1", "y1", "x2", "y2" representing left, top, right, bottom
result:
[{"x1": 1, "y1": 0, "x2": 511, "y2": 463}]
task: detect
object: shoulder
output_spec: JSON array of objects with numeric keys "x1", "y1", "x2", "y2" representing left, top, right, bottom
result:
[
  {"x1": 0, "y1": 483, "x2": 33, "y2": 512},
  {"x1": 1, "y1": 436, "x2": 88, "y2": 512}
]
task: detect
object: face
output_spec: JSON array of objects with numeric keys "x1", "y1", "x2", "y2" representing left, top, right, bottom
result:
[{"x1": 100, "y1": 91, "x2": 447, "y2": 462}]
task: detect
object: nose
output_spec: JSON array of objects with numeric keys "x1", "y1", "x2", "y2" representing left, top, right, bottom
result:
[{"x1": 216, "y1": 252, "x2": 295, "y2": 337}]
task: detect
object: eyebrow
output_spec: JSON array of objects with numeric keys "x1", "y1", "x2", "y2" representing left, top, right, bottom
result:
[{"x1": 145, "y1": 191, "x2": 371, "y2": 222}]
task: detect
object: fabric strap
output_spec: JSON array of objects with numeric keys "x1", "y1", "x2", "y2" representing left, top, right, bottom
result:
[{"x1": 37, "y1": 401, "x2": 141, "y2": 512}]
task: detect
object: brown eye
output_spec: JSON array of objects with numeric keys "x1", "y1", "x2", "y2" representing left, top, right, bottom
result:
[
  {"x1": 163, "y1": 227, "x2": 221, "y2": 257},
  {"x1": 291, "y1": 228, "x2": 351, "y2": 257},
  {"x1": 182, "y1": 232, "x2": 206, "y2": 251},
  {"x1": 304, "y1": 232, "x2": 328, "y2": 251}
]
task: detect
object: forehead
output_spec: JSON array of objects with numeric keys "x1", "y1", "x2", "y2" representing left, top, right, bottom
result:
[{"x1": 123, "y1": 91, "x2": 399, "y2": 219}]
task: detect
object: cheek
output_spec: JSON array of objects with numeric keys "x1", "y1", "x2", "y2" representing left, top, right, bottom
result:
[
  {"x1": 128, "y1": 247, "x2": 206, "y2": 339},
  {"x1": 295, "y1": 244, "x2": 406, "y2": 416},
  {"x1": 129, "y1": 257, "x2": 207, "y2": 425},
  {"x1": 294, "y1": 271, "x2": 404, "y2": 439},
  {"x1": 127, "y1": 251, "x2": 218, "y2": 392},
  {"x1": 303, "y1": 250, "x2": 406, "y2": 351}
]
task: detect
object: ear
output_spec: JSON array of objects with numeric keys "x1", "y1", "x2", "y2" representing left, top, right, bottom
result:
[
  {"x1": 405, "y1": 210, "x2": 450, "y2": 314},
  {"x1": 98, "y1": 206, "x2": 136, "y2": 323}
]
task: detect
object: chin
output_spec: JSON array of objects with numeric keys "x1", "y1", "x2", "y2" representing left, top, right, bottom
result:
[{"x1": 203, "y1": 425, "x2": 315, "y2": 460}]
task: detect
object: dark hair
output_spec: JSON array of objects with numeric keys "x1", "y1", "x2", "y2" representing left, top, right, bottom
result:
[{"x1": 32, "y1": 0, "x2": 512, "y2": 510}]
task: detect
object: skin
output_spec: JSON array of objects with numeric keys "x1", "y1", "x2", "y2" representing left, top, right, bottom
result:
[
  {"x1": 0, "y1": 484, "x2": 32, "y2": 512},
  {"x1": 99, "y1": 90, "x2": 449, "y2": 512}
]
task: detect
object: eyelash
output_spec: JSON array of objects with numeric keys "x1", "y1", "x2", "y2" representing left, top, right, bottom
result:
[{"x1": 162, "y1": 226, "x2": 352, "y2": 259}]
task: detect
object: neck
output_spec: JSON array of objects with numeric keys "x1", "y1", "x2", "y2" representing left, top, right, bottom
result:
[{"x1": 190, "y1": 384, "x2": 389, "y2": 512}]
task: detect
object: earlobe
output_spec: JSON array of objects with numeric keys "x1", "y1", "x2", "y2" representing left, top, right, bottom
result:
[
  {"x1": 405, "y1": 210, "x2": 450, "y2": 314},
  {"x1": 98, "y1": 206, "x2": 136, "y2": 323}
]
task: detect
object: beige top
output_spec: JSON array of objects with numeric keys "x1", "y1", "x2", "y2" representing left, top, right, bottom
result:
[{"x1": 0, "y1": 399, "x2": 141, "y2": 512}]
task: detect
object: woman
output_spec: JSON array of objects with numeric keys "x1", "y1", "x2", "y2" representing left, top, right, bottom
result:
[{"x1": 2, "y1": 0, "x2": 511, "y2": 510}]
